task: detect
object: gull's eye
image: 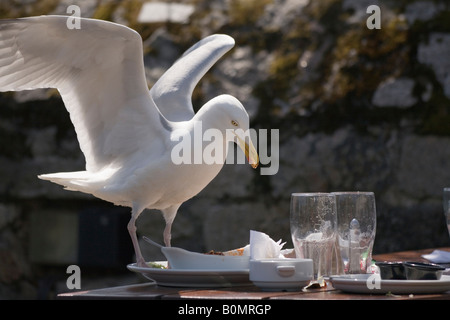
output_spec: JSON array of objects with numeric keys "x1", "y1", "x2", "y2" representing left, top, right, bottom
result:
[{"x1": 231, "y1": 120, "x2": 239, "y2": 127}]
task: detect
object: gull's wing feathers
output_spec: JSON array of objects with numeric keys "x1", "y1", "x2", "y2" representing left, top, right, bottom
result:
[
  {"x1": 150, "y1": 34, "x2": 235, "y2": 121},
  {"x1": 0, "y1": 16, "x2": 167, "y2": 171}
]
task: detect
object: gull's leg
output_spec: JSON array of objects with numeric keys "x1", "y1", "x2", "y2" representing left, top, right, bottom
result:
[
  {"x1": 161, "y1": 205, "x2": 180, "y2": 247},
  {"x1": 163, "y1": 221, "x2": 172, "y2": 247},
  {"x1": 128, "y1": 204, "x2": 146, "y2": 267}
]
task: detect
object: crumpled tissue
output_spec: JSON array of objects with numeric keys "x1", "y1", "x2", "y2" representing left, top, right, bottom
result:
[
  {"x1": 249, "y1": 230, "x2": 290, "y2": 259},
  {"x1": 422, "y1": 249, "x2": 450, "y2": 263}
]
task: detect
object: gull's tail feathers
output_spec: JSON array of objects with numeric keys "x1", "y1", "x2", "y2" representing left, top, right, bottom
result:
[{"x1": 38, "y1": 171, "x2": 93, "y2": 192}]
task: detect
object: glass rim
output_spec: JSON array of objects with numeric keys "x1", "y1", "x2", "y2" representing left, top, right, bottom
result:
[
  {"x1": 331, "y1": 191, "x2": 374, "y2": 195},
  {"x1": 291, "y1": 192, "x2": 334, "y2": 197},
  {"x1": 444, "y1": 187, "x2": 450, "y2": 191}
]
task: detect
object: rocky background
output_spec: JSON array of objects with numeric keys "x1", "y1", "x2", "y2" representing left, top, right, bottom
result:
[{"x1": 0, "y1": 0, "x2": 449, "y2": 299}]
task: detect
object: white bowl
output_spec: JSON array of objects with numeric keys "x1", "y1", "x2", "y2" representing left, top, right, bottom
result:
[
  {"x1": 161, "y1": 246, "x2": 250, "y2": 270},
  {"x1": 249, "y1": 258, "x2": 313, "y2": 291}
]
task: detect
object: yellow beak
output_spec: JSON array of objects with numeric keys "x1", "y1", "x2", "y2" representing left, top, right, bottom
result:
[{"x1": 235, "y1": 133, "x2": 259, "y2": 169}]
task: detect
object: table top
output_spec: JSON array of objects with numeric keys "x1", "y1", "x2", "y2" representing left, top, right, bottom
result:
[{"x1": 58, "y1": 247, "x2": 450, "y2": 300}]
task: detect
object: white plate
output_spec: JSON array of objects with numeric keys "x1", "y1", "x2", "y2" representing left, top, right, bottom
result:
[
  {"x1": 127, "y1": 261, "x2": 251, "y2": 288},
  {"x1": 161, "y1": 246, "x2": 250, "y2": 270},
  {"x1": 330, "y1": 274, "x2": 450, "y2": 294}
]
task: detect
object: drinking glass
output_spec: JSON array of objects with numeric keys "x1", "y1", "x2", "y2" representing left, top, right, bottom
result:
[
  {"x1": 290, "y1": 193, "x2": 337, "y2": 280},
  {"x1": 443, "y1": 188, "x2": 450, "y2": 240},
  {"x1": 333, "y1": 192, "x2": 377, "y2": 274}
]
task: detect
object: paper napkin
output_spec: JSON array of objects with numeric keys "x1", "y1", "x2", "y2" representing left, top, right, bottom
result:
[
  {"x1": 249, "y1": 230, "x2": 286, "y2": 259},
  {"x1": 421, "y1": 249, "x2": 450, "y2": 263}
]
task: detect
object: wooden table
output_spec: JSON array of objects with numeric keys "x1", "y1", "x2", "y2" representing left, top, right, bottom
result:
[{"x1": 58, "y1": 247, "x2": 450, "y2": 301}]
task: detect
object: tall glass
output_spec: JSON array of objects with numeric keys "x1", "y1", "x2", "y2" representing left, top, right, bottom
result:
[
  {"x1": 333, "y1": 192, "x2": 377, "y2": 274},
  {"x1": 443, "y1": 188, "x2": 450, "y2": 240},
  {"x1": 290, "y1": 193, "x2": 337, "y2": 281}
]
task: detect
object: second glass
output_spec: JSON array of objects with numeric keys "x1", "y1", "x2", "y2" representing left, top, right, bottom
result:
[{"x1": 333, "y1": 191, "x2": 377, "y2": 274}]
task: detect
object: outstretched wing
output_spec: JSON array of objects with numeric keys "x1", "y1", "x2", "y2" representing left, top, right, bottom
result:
[
  {"x1": 150, "y1": 34, "x2": 235, "y2": 122},
  {"x1": 0, "y1": 16, "x2": 167, "y2": 171}
]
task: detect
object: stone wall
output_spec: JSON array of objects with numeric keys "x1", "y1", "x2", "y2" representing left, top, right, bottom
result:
[{"x1": 0, "y1": 0, "x2": 450, "y2": 298}]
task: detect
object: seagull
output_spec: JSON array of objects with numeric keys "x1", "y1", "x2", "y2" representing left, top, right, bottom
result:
[{"x1": 0, "y1": 16, "x2": 259, "y2": 267}]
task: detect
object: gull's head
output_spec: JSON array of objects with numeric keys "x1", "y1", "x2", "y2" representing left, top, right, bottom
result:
[{"x1": 196, "y1": 94, "x2": 259, "y2": 168}]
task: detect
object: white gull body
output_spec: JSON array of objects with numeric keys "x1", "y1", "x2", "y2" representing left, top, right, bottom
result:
[{"x1": 0, "y1": 16, "x2": 259, "y2": 267}]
